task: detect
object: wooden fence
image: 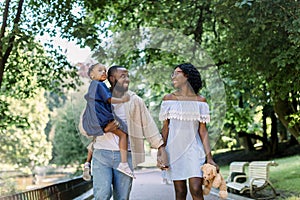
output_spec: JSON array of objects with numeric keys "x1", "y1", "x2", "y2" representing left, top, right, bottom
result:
[{"x1": 0, "y1": 177, "x2": 93, "y2": 200}]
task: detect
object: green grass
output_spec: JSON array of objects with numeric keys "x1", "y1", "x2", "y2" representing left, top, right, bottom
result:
[
  {"x1": 271, "y1": 156, "x2": 300, "y2": 192},
  {"x1": 220, "y1": 155, "x2": 300, "y2": 199}
]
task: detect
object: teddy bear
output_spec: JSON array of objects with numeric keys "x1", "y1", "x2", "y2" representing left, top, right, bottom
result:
[{"x1": 201, "y1": 163, "x2": 228, "y2": 199}]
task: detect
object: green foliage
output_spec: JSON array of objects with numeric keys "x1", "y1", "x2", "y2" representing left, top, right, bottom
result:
[
  {"x1": 51, "y1": 85, "x2": 91, "y2": 166},
  {"x1": 0, "y1": 89, "x2": 52, "y2": 170},
  {"x1": 1, "y1": 0, "x2": 299, "y2": 169},
  {"x1": 0, "y1": 0, "x2": 83, "y2": 130},
  {"x1": 215, "y1": 0, "x2": 300, "y2": 101},
  {"x1": 0, "y1": 176, "x2": 17, "y2": 196},
  {"x1": 212, "y1": 0, "x2": 300, "y2": 141},
  {"x1": 0, "y1": 0, "x2": 88, "y2": 170}
]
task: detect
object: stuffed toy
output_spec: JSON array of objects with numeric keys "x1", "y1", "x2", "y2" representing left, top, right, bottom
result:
[{"x1": 201, "y1": 163, "x2": 228, "y2": 199}]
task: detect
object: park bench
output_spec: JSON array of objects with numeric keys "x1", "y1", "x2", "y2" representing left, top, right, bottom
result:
[
  {"x1": 226, "y1": 161, "x2": 278, "y2": 199},
  {"x1": 226, "y1": 161, "x2": 249, "y2": 183}
]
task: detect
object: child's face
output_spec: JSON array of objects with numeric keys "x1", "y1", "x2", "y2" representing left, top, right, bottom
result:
[{"x1": 91, "y1": 65, "x2": 107, "y2": 81}]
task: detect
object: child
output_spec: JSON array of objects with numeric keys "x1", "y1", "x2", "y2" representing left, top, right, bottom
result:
[{"x1": 82, "y1": 63, "x2": 135, "y2": 179}]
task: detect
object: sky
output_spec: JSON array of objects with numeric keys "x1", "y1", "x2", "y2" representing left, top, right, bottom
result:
[{"x1": 40, "y1": 35, "x2": 92, "y2": 64}]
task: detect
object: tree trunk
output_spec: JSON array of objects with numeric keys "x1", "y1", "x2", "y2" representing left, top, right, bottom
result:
[
  {"x1": 0, "y1": 0, "x2": 25, "y2": 88},
  {"x1": 278, "y1": 120, "x2": 287, "y2": 142},
  {"x1": 270, "y1": 110, "x2": 278, "y2": 155},
  {"x1": 262, "y1": 105, "x2": 268, "y2": 149},
  {"x1": 274, "y1": 98, "x2": 299, "y2": 144}
]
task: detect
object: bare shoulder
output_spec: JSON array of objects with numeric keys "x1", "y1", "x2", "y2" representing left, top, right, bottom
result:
[
  {"x1": 162, "y1": 93, "x2": 176, "y2": 100},
  {"x1": 197, "y1": 95, "x2": 207, "y2": 102}
]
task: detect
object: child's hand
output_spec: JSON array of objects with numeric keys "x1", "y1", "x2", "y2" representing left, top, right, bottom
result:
[{"x1": 121, "y1": 94, "x2": 130, "y2": 102}]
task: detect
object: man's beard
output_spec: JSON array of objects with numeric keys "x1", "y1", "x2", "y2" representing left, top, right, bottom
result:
[{"x1": 112, "y1": 80, "x2": 128, "y2": 94}]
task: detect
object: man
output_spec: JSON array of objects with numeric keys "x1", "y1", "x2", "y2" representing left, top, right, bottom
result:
[{"x1": 92, "y1": 65, "x2": 168, "y2": 200}]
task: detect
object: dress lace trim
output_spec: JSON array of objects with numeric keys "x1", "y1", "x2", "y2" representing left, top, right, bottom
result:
[{"x1": 159, "y1": 100, "x2": 210, "y2": 123}]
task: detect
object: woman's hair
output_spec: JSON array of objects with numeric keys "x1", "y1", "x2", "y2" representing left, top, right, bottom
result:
[{"x1": 175, "y1": 63, "x2": 202, "y2": 94}]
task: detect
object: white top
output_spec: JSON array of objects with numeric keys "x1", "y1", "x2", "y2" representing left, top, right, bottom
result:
[
  {"x1": 93, "y1": 103, "x2": 128, "y2": 150},
  {"x1": 159, "y1": 100, "x2": 210, "y2": 180},
  {"x1": 159, "y1": 100, "x2": 210, "y2": 122}
]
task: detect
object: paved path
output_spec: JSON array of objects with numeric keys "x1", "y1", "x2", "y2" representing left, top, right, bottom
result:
[{"x1": 130, "y1": 168, "x2": 253, "y2": 200}]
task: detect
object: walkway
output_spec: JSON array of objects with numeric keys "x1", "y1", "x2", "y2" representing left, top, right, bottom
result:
[{"x1": 130, "y1": 168, "x2": 252, "y2": 200}]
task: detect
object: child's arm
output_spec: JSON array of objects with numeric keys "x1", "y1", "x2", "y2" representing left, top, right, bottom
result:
[{"x1": 107, "y1": 94, "x2": 130, "y2": 104}]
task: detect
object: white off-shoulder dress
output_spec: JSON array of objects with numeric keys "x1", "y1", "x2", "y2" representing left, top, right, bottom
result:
[{"x1": 159, "y1": 100, "x2": 210, "y2": 181}]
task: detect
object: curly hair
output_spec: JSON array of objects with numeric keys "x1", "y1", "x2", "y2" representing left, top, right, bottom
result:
[
  {"x1": 87, "y1": 63, "x2": 105, "y2": 78},
  {"x1": 175, "y1": 63, "x2": 202, "y2": 94}
]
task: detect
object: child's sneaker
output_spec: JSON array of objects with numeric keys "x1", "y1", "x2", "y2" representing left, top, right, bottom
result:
[
  {"x1": 117, "y1": 162, "x2": 135, "y2": 178},
  {"x1": 83, "y1": 162, "x2": 91, "y2": 181}
]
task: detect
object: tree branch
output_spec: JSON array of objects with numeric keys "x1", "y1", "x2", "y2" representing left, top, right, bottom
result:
[
  {"x1": 0, "y1": 0, "x2": 11, "y2": 88},
  {"x1": 0, "y1": 0, "x2": 24, "y2": 88},
  {"x1": 0, "y1": 0, "x2": 10, "y2": 40}
]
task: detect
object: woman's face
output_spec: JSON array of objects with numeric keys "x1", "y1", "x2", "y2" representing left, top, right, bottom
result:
[{"x1": 171, "y1": 67, "x2": 187, "y2": 88}]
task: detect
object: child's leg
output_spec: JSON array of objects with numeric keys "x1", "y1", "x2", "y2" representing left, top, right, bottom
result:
[
  {"x1": 111, "y1": 127, "x2": 135, "y2": 178},
  {"x1": 86, "y1": 149, "x2": 93, "y2": 163},
  {"x1": 83, "y1": 149, "x2": 93, "y2": 181},
  {"x1": 111, "y1": 128, "x2": 128, "y2": 163}
]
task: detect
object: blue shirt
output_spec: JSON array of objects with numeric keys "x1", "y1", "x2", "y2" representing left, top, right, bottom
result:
[{"x1": 83, "y1": 80, "x2": 114, "y2": 136}]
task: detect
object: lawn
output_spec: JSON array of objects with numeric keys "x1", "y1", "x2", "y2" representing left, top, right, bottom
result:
[{"x1": 220, "y1": 155, "x2": 300, "y2": 199}]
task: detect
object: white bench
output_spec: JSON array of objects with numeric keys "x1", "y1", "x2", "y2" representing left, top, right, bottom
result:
[
  {"x1": 226, "y1": 161, "x2": 249, "y2": 183},
  {"x1": 226, "y1": 161, "x2": 278, "y2": 199}
]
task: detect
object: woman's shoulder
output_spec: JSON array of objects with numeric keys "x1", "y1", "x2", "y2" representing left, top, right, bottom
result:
[
  {"x1": 196, "y1": 95, "x2": 207, "y2": 103},
  {"x1": 162, "y1": 93, "x2": 177, "y2": 101},
  {"x1": 162, "y1": 93, "x2": 207, "y2": 102}
]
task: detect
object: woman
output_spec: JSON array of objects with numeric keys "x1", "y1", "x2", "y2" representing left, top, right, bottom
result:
[{"x1": 159, "y1": 63, "x2": 219, "y2": 200}]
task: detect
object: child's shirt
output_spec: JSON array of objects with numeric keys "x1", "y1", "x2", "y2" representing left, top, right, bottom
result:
[{"x1": 83, "y1": 80, "x2": 114, "y2": 133}]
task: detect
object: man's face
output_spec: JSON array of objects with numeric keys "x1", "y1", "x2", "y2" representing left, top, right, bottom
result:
[{"x1": 111, "y1": 68, "x2": 130, "y2": 93}]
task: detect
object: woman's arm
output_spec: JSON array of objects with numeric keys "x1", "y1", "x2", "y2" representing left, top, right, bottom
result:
[
  {"x1": 161, "y1": 119, "x2": 169, "y2": 146},
  {"x1": 199, "y1": 122, "x2": 219, "y2": 172}
]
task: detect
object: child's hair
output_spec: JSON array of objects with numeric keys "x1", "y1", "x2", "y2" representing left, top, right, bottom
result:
[{"x1": 87, "y1": 63, "x2": 106, "y2": 79}]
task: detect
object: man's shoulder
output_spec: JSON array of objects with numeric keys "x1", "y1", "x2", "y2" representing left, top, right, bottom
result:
[
  {"x1": 128, "y1": 90, "x2": 145, "y2": 105},
  {"x1": 128, "y1": 90, "x2": 141, "y2": 99}
]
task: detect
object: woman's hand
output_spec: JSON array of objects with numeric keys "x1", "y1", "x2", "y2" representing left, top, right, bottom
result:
[
  {"x1": 207, "y1": 158, "x2": 220, "y2": 173},
  {"x1": 157, "y1": 146, "x2": 169, "y2": 170}
]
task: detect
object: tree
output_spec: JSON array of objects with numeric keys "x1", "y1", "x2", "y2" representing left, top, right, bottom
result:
[
  {"x1": 0, "y1": 0, "x2": 90, "y2": 129},
  {"x1": 214, "y1": 0, "x2": 300, "y2": 142},
  {"x1": 0, "y1": 0, "x2": 93, "y2": 176},
  {"x1": 78, "y1": 0, "x2": 299, "y2": 146},
  {"x1": 0, "y1": 89, "x2": 52, "y2": 171},
  {"x1": 51, "y1": 77, "x2": 91, "y2": 167}
]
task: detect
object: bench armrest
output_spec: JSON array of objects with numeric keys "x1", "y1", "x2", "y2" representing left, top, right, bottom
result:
[{"x1": 233, "y1": 175, "x2": 247, "y2": 183}]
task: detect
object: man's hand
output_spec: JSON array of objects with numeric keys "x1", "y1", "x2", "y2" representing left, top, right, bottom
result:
[
  {"x1": 157, "y1": 146, "x2": 169, "y2": 170},
  {"x1": 104, "y1": 121, "x2": 118, "y2": 132}
]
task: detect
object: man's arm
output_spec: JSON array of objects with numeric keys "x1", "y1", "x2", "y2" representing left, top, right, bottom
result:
[{"x1": 134, "y1": 96, "x2": 169, "y2": 169}]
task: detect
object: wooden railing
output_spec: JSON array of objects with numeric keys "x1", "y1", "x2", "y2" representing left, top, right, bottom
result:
[{"x1": 0, "y1": 176, "x2": 93, "y2": 200}]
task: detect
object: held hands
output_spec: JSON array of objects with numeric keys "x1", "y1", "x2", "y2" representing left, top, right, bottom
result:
[{"x1": 157, "y1": 146, "x2": 169, "y2": 170}]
